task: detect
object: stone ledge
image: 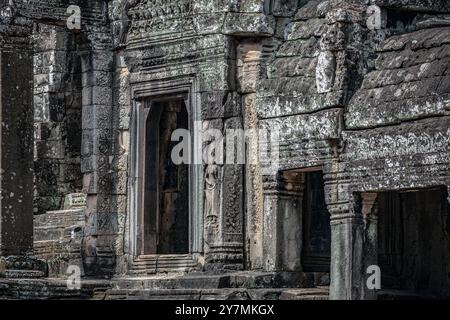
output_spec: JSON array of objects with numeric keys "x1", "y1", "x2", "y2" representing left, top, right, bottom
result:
[{"x1": 0, "y1": 256, "x2": 48, "y2": 279}]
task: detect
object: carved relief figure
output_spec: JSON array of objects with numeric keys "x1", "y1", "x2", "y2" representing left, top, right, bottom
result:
[
  {"x1": 204, "y1": 164, "x2": 220, "y2": 247},
  {"x1": 316, "y1": 22, "x2": 346, "y2": 94},
  {"x1": 316, "y1": 50, "x2": 336, "y2": 94},
  {"x1": 109, "y1": 0, "x2": 130, "y2": 48}
]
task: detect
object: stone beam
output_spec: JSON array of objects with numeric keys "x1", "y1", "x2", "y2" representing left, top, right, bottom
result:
[{"x1": 374, "y1": 0, "x2": 450, "y2": 13}]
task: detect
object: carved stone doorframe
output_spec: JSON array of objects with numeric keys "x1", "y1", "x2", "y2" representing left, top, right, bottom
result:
[{"x1": 127, "y1": 77, "x2": 203, "y2": 270}]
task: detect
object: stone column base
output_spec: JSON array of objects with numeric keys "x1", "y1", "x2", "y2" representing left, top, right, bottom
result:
[
  {"x1": 0, "y1": 256, "x2": 48, "y2": 278},
  {"x1": 205, "y1": 244, "x2": 244, "y2": 271}
]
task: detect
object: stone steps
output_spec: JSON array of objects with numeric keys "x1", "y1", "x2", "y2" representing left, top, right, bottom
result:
[
  {"x1": 377, "y1": 289, "x2": 449, "y2": 300},
  {"x1": 129, "y1": 255, "x2": 200, "y2": 275},
  {"x1": 279, "y1": 287, "x2": 329, "y2": 300},
  {"x1": 0, "y1": 274, "x2": 329, "y2": 300},
  {"x1": 0, "y1": 278, "x2": 110, "y2": 300},
  {"x1": 101, "y1": 287, "x2": 330, "y2": 300},
  {"x1": 101, "y1": 272, "x2": 330, "y2": 300},
  {"x1": 116, "y1": 271, "x2": 329, "y2": 290},
  {"x1": 115, "y1": 274, "x2": 224, "y2": 289}
]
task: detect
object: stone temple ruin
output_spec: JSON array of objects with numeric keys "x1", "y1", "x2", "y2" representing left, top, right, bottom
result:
[{"x1": 0, "y1": 0, "x2": 449, "y2": 300}]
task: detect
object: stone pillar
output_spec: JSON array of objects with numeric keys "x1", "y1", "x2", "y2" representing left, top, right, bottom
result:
[
  {"x1": 328, "y1": 185, "x2": 379, "y2": 300},
  {"x1": 322, "y1": 4, "x2": 374, "y2": 299},
  {"x1": 238, "y1": 40, "x2": 265, "y2": 270},
  {"x1": 203, "y1": 116, "x2": 245, "y2": 271},
  {"x1": 194, "y1": 10, "x2": 246, "y2": 269},
  {"x1": 0, "y1": 25, "x2": 34, "y2": 258},
  {"x1": 80, "y1": 26, "x2": 116, "y2": 276},
  {"x1": 360, "y1": 192, "x2": 378, "y2": 300},
  {"x1": 325, "y1": 161, "x2": 362, "y2": 300},
  {"x1": 329, "y1": 204, "x2": 364, "y2": 300},
  {"x1": 0, "y1": 16, "x2": 46, "y2": 277},
  {"x1": 220, "y1": 117, "x2": 245, "y2": 268},
  {"x1": 106, "y1": 0, "x2": 131, "y2": 275},
  {"x1": 262, "y1": 171, "x2": 304, "y2": 272}
]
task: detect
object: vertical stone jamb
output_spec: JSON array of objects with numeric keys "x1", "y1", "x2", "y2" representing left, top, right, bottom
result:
[
  {"x1": 238, "y1": 40, "x2": 265, "y2": 270},
  {"x1": 322, "y1": 3, "x2": 372, "y2": 299},
  {"x1": 360, "y1": 192, "x2": 378, "y2": 300},
  {"x1": 0, "y1": 19, "x2": 34, "y2": 257},
  {"x1": 0, "y1": 9, "x2": 46, "y2": 277},
  {"x1": 263, "y1": 171, "x2": 304, "y2": 272},
  {"x1": 325, "y1": 162, "x2": 357, "y2": 300},
  {"x1": 80, "y1": 24, "x2": 115, "y2": 276},
  {"x1": 326, "y1": 170, "x2": 378, "y2": 300},
  {"x1": 109, "y1": 0, "x2": 130, "y2": 275}
]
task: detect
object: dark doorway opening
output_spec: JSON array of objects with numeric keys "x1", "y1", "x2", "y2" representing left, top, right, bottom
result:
[
  {"x1": 301, "y1": 171, "x2": 331, "y2": 272},
  {"x1": 378, "y1": 187, "x2": 449, "y2": 299},
  {"x1": 142, "y1": 99, "x2": 189, "y2": 255}
]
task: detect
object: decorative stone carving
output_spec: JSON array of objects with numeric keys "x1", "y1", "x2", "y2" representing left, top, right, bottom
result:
[
  {"x1": 0, "y1": 256, "x2": 47, "y2": 278},
  {"x1": 109, "y1": 0, "x2": 129, "y2": 49},
  {"x1": 0, "y1": 0, "x2": 15, "y2": 24},
  {"x1": 237, "y1": 41, "x2": 263, "y2": 94},
  {"x1": 316, "y1": 50, "x2": 336, "y2": 93},
  {"x1": 127, "y1": 0, "x2": 194, "y2": 41},
  {"x1": 63, "y1": 193, "x2": 87, "y2": 210},
  {"x1": 0, "y1": 0, "x2": 449, "y2": 302},
  {"x1": 204, "y1": 164, "x2": 220, "y2": 248}
]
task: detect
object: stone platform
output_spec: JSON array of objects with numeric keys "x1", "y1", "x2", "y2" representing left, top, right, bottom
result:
[
  {"x1": 0, "y1": 256, "x2": 47, "y2": 278},
  {"x1": 0, "y1": 278, "x2": 110, "y2": 300},
  {"x1": 0, "y1": 272, "x2": 329, "y2": 300}
]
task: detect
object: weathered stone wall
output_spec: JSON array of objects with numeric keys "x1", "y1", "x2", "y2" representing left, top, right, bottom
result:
[
  {"x1": 256, "y1": 0, "x2": 369, "y2": 275},
  {"x1": 254, "y1": 0, "x2": 450, "y2": 299},
  {"x1": 332, "y1": 22, "x2": 450, "y2": 299},
  {"x1": 0, "y1": 0, "x2": 449, "y2": 301},
  {"x1": 34, "y1": 207, "x2": 84, "y2": 277},
  {"x1": 122, "y1": 0, "x2": 246, "y2": 272},
  {"x1": 1, "y1": 0, "x2": 117, "y2": 276},
  {"x1": 33, "y1": 24, "x2": 83, "y2": 214}
]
